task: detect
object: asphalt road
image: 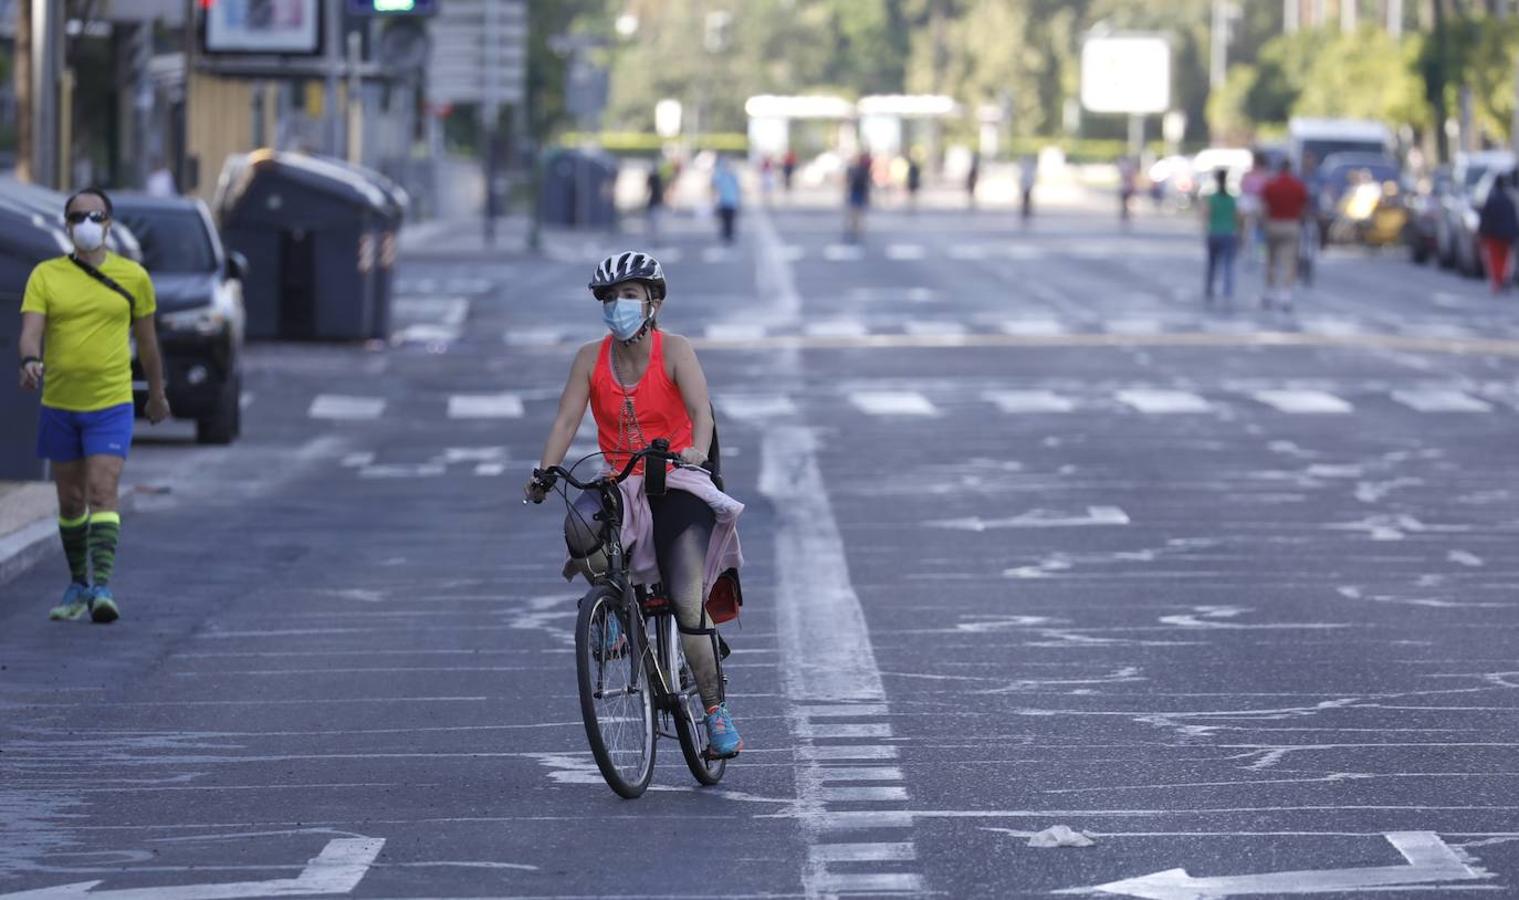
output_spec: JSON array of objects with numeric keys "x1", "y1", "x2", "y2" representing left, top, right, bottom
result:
[{"x1": 2, "y1": 198, "x2": 1518, "y2": 900}]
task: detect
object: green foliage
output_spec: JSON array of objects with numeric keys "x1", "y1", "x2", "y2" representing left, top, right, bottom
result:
[{"x1": 1293, "y1": 26, "x2": 1429, "y2": 130}]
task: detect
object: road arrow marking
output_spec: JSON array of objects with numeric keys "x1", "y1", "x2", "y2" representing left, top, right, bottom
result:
[
  {"x1": 1, "y1": 837, "x2": 385, "y2": 900},
  {"x1": 928, "y1": 506, "x2": 1130, "y2": 532},
  {"x1": 1065, "y1": 832, "x2": 1490, "y2": 899}
]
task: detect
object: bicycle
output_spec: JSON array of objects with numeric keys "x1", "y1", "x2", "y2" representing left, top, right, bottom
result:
[{"x1": 529, "y1": 440, "x2": 731, "y2": 799}]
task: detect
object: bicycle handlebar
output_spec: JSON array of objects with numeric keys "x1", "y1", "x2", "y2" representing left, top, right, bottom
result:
[{"x1": 526, "y1": 443, "x2": 679, "y2": 503}]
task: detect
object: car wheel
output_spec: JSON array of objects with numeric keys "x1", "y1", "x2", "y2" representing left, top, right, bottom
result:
[{"x1": 195, "y1": 374, "x2": 240, "y2": 445}]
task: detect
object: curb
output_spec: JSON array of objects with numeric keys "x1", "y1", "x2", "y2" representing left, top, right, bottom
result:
[{"x1": 0, "y1": 491, "x2": 138, "y2": 588}]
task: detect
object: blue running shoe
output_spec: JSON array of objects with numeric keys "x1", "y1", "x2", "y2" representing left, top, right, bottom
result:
[
  {"x1": 594, "y1": 610, "x2": 625, "y2": 659},
  {"x1": 704, "y1": 703, "x2": 743, "y2": 758},
  {"x1": 49, "y1": 583, "x2": 92, "y2": 621},
  {"x1": 89, "y1": 586, "x2": 120, "y2": 624}
]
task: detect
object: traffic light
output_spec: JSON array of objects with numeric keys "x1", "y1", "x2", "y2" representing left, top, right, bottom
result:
[{"x1": 347, "y1": 0, "x2": 437, "y2": 14}]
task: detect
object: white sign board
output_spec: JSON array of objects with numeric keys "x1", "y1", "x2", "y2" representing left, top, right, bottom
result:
[
  {"x1": 426, "y1": 0, "x2": 527, "y2": 106},
  {"x1": 1080, "y1": 35, "x2": 1170, "y2": 115},
  {"x1": 205, "y1": 0, "x2": 320, "y2": 55}
]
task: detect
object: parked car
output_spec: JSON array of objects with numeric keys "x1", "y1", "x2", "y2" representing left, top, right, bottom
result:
[
  {"x1": 1439, "y1": 151, "x2": 1515, "y2": 272},
  {"x1": 1452, "y1": 169, "x2": 1519, "y2": 282},
  {"x1": 112, "y1": 194, "x2": 247, "y2": 444}
]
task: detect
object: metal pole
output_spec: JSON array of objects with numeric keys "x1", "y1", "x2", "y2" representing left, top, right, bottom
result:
[
  {"x1": 32, "y1": 0, "x2": 61, "y2": 188},
  {"x1": 1341, "y1": 0, "x2": 1357, "y2": 31},
  {"x1": 346, "y1": 30, "x2": 362, "y2": 164},
  {"x1": 1128, "y1": 114, "x2": 1143, "y2": 159},
  {"x1": 323, "y1": 0, "x2": 342, "y2": 156},
  {"x1": 1210, "y1": 0, "x2": 1227, "y2": 90},
  {"x1": 1284, "y1": 0, "x2": 1300, "y2": 33},
  {"x1": 1387, "y1": 0, "x2": 1402, "y2": 37},
  {"x1": 483, "y1": 0, "x2": 501, "y2": 245},
  {"x1": 14, "y1": 0, "x2": 32, "y2": 183}
]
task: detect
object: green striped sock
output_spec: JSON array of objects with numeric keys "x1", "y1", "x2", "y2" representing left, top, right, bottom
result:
[
  {"x1": 59, "y1": 513, "x2": 90, "y2": 584},
  {"x1": 88, "y1": 511, "x2": 121, "y2": 587}
]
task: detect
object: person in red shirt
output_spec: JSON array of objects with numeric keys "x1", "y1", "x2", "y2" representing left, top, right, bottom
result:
[{"x1": 1260, "y1": 159, "x2": 1310, "y2": 310}]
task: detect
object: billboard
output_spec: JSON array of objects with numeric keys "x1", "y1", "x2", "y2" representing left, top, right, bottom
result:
[
  {"x1": 1080, "y1": 34, "x2": 1170, "y2": 115},
  {"x1": 205, "y1": 0, "x2": 321, "y2": 55}
]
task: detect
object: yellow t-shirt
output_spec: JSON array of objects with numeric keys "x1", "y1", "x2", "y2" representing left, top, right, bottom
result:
[{"x1": 20, "y1": 254, "x2": 157, "y2": 412}]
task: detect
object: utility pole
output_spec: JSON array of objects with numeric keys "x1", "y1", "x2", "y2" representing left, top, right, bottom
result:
[
  {"x1": 1210, "y1": 0, "x2": 1230, "y2": 90},
  {"x1": 31, "y1": 0, "x2": 62, "y2": 188},
  {"x1": 323, "y1": 0, "x2": 342, "y2": 156},
  {"x1": 1341, "y1": 0, "x2": 1358, "y2": 31},
  {"x1": 482, "y1": 0, "x2": 501, "y2": 245},
  {"x1": 14, "y1": 0, "x2": 31, "y2": 182},
  {"x1": 1285, "y1": 0, "x2": 1300, "y2": 33},
  {"x1": 346, "y1": 31, "x2": 362, "y2": 164},
  {"x1": 1387, "y1": 0, "x2": 1402, "y2": 37}
]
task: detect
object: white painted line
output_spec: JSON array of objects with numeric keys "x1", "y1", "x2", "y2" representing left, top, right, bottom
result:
[
  {"x1": 822, "y1": 243, "x2": 864, "y2": 262},
  {"x1": 339, "y1": 452, "x2": 375, "y2": 468},
  {"x1": 393, "y1": 323, "x2": 461, "y2": 344},
  {"x1": 1252, "y1": 389, "x2": 1354, "y2": 414},
  {"x1": 308, "y1": 395, "x2": 386, "y2": 420},
  {"x1": 358, "y1": 464, "x2": 447, "y2": 479},
  {"x1": 701, "y1": 246, "x2": 736, "y2": 263},
  {"x1": 719, "y1": 394, "x2": 798, "y2": 421},
  {"x1": 1106, "y1": 318, "x2": 1164, "y2": 335},
  {"x1": 947, "y1": 245, "x2": 987, "y2": 260},
  {"x1": 447, "y1": 393, "x2": 525, "y2": 419},
  {"x1": 440, "y1": 447, "x2": 507, "y2": 463},
  {"x1": 984, "y1": 389, "x2": 1076, "y2": 413},
  {"x1": 704, "y1": 322, "x2": 770, "y2": 342},
  {"x1": 238, "y1": 391, "x2": 254, "y2": 411},
  {"x1": 928, "y1": 506, "x2": 1130, "y2": 532},
  {"x1": 800, "y1": 704, "x2": 891, "y2": 718},
  {"x1": 780, "y1": 244, "x2": 807, "y2": 261},
  {"x1": 805, "y1": 319, "x2": 870, "y2": 339},
  {"x1": 902, "y1": 320, "x2": 967, "y2": 337},
  {"x1": 474, "y1": 462, "x2": 507, "y2": 477},
  {"x1": 817, "y1": 810, "x2": 916, "y2": 831},
  {"x1": 811, "y1": 873, "x2": 925, "y2": 893},
  {"x1": 817, "y1": 785, "x2": 910, "y2": 802},
  {"x1": 885, "y1": 243, "x2": 926, "y2": 261},
  {"x1": 1116, "y1": 389, "x2": 1213, "y2": 414},
  {"x1": 816, "y1": 767, "x2": 906, "y2": 783},
  {"x1": 998, "y1": 319, "x2": 1068, "y2": 336},
  {"x1": 503, "y1": 328, "x2": 563, "y2": 347},
  {"x1": 809, "y1": 842, "x2": 917, "y2": 863},
  {"x1": 799, "y1": 722, "x2": 894, "y2": 739},
  {"x1": 849, "y1": 391, "x2": 938, "y2": 416},
  {"x1": 800, "y1": 745, "x2": 900, "y2": 761},
  {"x1": 1389, "y1": 389, "x2": 1492, "y2": 413}
]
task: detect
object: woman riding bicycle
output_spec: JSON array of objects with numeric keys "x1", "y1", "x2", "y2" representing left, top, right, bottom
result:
[{"x1": 524, "y1": 251, "x2": 743, "y2": 758}]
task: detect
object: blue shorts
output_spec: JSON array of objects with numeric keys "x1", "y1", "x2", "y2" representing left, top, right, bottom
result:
[{"x1": 36, "y1": 403, "x2": 134, "y2": 462}]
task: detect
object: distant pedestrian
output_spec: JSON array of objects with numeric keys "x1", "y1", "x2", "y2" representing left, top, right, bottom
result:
[
  {"x1": 1202, "y1": 169, "x2": 1241, "y2": 305},
  {"x1": 1261, "y1": 159, "x2": 1310, "y2": 311},
  {"x1": 845, "y1": 153, "x2": 871, "y2": 241},
  {"x1": 16, "y1": 188, "x2": 168, "y2": 624},
  {"x1": 711, "y1": 156, "x2": 741, "y2": 244},
  {"x1": 1238, "y1": 151, "x2": 1270, "y2": 265},
  {"x1": 145, "y1": 158, "x2": 176, "y2": 197},
  {"x1": 905, "y1": 153, "x2": 922, "y2": 214},
  {"x1": 966, "y1": 152, "x2": 981, "y2": 210},
  {"x1": 759, "y1": 155, "x2": 776, "y2": 205},
  {"x1": 1118, "y1": 157, "x2": 1138, "y2": 223},
  {"x1": 782, "y1": 149, "x2": 798, "y2": 195},
  {"x1": 1477, "y1": 172, "x2": 1518, "y2": 296},
  {"x1": 645, "y1": 163, "x2": 665, "y2": 238},
  {"x1": 1018, "y1": 154, "x2": 1038, "y2": 222}
]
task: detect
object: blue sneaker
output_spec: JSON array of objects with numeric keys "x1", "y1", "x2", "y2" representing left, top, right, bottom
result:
[
  {"x1": 49, "y1": 583, "x2": 92, "y2": 621},
  {"x1": 594, "y1": 610, "x2": 625, "y2": 659},
  {"x1": 89, "y1": 586, "x2": 120, "y2": 624},
  {"x1": 704, "y1": 703, "x2": 743, "y2": 758}
]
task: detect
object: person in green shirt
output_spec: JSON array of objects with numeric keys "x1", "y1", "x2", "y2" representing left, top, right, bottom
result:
[
  {"x1": 1202, "y1": 169, "x2": 1242, "y2": 305},
  {"x1": 17, "y1": 188, "x2": 170, "y2": 623}
]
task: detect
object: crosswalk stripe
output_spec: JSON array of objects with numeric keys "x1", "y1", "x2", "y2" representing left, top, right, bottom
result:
[
  {"x1": 701, "y1": 246, "x2": 736, "y2": 263},
  {"x1": 704, "y1": 322, "x2": 769, "y2": 341},
  {"x1": 983, "y1": 389, "x2": 1076, "y2": 413},
  {"x1": 809, "y1": 842, "x2": 916, "y2": 862},
  {"x1": 447, "y1": 393, "x2": 525, "y2": 419},
  {"x1": 998, "y1": 319, "x2": 1067, "y2": 336},
  {"x1": 902, "y1": 320, "x2": 967, "y2": 337},
  {"x1": 849, "y1": 391, "x2": 938, "y2": 416},
  {"x1": 309, "y1": 395, "x2": 386, "y2": 420},
  {"x1": 823, "y1": 244, "x2": 864, "y2": 262},
  {"x1": 503, "y1": 328, "x2": 564, "y2": 347},
  {"x1": 1390, "y1": 389, "x2": 1492, "y2": 412},
  {"x1": 885, "y1": 243, "x2": 926, "y2": 261},
  {"x1": 719, "y1": 394, "x2": 798, "y2": 420},
  {"x1": 1106, "y1": 318, "x2": 1164, "y2": 335},
  {"x1": 1116, "y1": 389, "x2": 1213, "y2": 414},
  {"x1": 1252, "y1": 389, "x2": 1354, "y2": 413},
  {"x1": 947, "y1": 245, "x2": 987, "y2": 260},
  {"x1": 805, "y1": 319, "x2": 870, "y2": 339}
]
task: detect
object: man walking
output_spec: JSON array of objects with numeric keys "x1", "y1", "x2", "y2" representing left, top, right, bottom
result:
[
  {"x1": 1478, "y1": 172, "x2": 1518, "y2": 296},
  {"x1": 1202, "y1": 169, "x2": 1241, "y2": 305},
  {"x1": 711, "y1": 156, "x2": 742, "y2": 244},
  {"x1": 17, "y1": 188, "x2": 168, "y2": 623},
  {"x1": 1260, "y1": 159, "x2": 1309, "y2": 311}
]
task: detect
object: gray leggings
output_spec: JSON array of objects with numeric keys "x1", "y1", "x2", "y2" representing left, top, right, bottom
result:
[{"x1": 566, "y1": 488, "x2": 721, "y2": 707}]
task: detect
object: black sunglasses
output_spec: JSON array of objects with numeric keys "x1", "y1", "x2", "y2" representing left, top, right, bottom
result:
[{"x1": 65, "y1": 210, "x2": 109, "y2": 225}]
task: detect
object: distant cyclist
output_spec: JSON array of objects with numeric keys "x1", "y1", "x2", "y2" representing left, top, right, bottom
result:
[{"x1": 524, "y1": 252, "x2": 744, "y2": 758}]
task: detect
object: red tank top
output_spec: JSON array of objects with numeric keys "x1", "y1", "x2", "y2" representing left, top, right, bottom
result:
[{"x1": 589, "y1": 331, "x2": 693, "y2": 474}]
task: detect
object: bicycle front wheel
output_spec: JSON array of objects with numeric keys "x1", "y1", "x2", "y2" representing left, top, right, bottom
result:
[{"x1": 575, "y1": 586, "x2": 655, "y2": 799}]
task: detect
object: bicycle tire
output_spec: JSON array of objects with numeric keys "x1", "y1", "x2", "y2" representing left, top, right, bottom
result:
[
  {"x1": 575, "y1": 586, "x2": 655, "y2": 799},
  {"x1": 672, "y1": 638, "x2": 726, "y2": 785}
]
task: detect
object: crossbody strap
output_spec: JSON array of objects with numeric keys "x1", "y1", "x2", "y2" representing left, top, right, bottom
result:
[{"x1": 67, "y1": 254, "x2": 136, "y2": 317}]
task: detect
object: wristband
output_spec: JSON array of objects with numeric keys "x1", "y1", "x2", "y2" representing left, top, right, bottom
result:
[{"x1": 19, "y1": 356, "x2": 41, "y2": 369}]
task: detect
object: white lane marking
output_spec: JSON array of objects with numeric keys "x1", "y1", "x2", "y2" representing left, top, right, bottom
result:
[
  {"x1": 984, "y1": 389, "x2": 1076, "y2": 413},
  {"x1": 1389, "y1": 389, "x2": 1492, "y2": 413},
  {"x1": 701, "y1": 246, "x2": 736, "y2": 263},
  {"x1": 798, "y1": 722, "x2": 894, "y2": 739},
  {"x1": 1106, "y1": 318, "x2": 1164, "y2": 335},
  {"x1": 308, "y1": 395, "x2": 386, "y2": 420},
  {"x1": 929, "y1": 506, "x2": 1130, "y2": 532},
  {"x1": 718, "y1": 394, "x2": 798, "y2": 421},
  {"x1": 393, "y1": 295, "x2": 469, "y2": 325},
  {"x1": 1252, "y1": 389, "x2": 1354, "y2": 414},
  {"x1": 393, "y1": 323, "x2": 461, "y2": 344},
  {"x1": 817, "y1": 785, "x2": 910, "y2": 802},
  {"x1": 503, "y1": 328, "x2": 563, "y2": 347},
  {"x1": 817, "y1": 767, "x2": 905, "y2": 782},
  {"x1": 799, "y1": 704, "x2": 891, "y2": 718},
  {"x1": 804, "y1": 319, "x2": 869, "y2": 339},
  {"x1": 823, "y1": 243, "x2": 864, "y2": 261},
  {"x1": 1068, "y1": 831, "x2": 1487, "y2": 898},
  {"x1": 885, "y1": 243, "x2": 926, "y2": 260},
  {"x1": 780, "y1": 244, "x2": 807, "y2": 261},
  {"x1": 818, "y1": 811, "x2": 916, "y2": 831},
  {"x1": 902, "y1": 320, "x2": 967, "y2": 337},
  {"x1": 999, "y1": 319, "x2": 1067, "y2": 336},
  {"x1": 440, "y1": 447, "x2": 507, "y2": 463},
  {"x1": 447, "y1": 393, "x2": 525, "y2": 419},
  {"x1": 238, "y1": 391, "x2": 254, "y2": 411},
  {"x1": 811, "y1": 873, "x2": 925, "y2": 893},
  {"x1": 704, "y1": 322, "x2": 770, "y2": 342},
  {"x1": 474, "y1": 462, "x2": 506, "y2": 477},
  {"x1": 849, "y1": 391, "x2": 938, "y2": 416},
  {"x1": 0, "y1": 837, "x2": 385, "y2": 900},
  {"x1": 339, "y1": 452, "x2": 375, "y2": 468},
  {"x1": 1116, "y1": 389, "x2": 1213, "y2": 414},
  {"x1": 1448, "y1": 550, "x2": 1484, "y2": 567},
  {"x1": 358, "y1": 464, "x2": 446, "y2": 479},
  {"x1": 801, "y1": 745, "x2": 900, "y2": 761},
  {"x1": 809, "y1": 843, "x2": 917, "y2": 863},
  {"x1": 947, "y1": 245, "x2": 987, "y2": 260}
]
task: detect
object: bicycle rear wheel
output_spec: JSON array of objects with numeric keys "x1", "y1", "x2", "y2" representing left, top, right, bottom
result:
[
  {"x1": 670, "y1": 619, "x2": 726, "y2": 785},
  {"x1": 575, "y1": 586, "x2": 655, "y2": 798}
]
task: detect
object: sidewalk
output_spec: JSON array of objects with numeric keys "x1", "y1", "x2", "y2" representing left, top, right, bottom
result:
[{"x1": 0, "y1": 481, "x2": 58, "y2": 585}]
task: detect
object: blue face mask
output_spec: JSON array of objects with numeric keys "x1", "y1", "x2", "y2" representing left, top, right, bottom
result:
[{"x1": 602, "y1": 299, "x2": 648, "y2": 341}]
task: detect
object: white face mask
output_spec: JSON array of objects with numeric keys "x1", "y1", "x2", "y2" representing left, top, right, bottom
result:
[{"x1": 70, "y1": 220, "x2": 106, "y2": 252}]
